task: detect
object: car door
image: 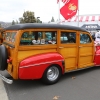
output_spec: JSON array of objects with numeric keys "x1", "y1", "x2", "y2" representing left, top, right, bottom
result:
[
  {"x1": 78, "y1": 32, "x2": 94, "y2": 68},
  {"x1": 58, "y1": 30, "x2": 78, "y2": 72}
]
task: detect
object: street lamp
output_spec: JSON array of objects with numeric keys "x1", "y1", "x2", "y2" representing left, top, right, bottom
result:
[{"x1": 36, "y1": 17, "x2": 40, "y2": 23}]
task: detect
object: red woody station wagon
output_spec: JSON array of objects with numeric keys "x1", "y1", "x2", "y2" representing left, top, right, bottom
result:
[{"x1": 0, "y1": 23, "x2": 100, "y2": 85}]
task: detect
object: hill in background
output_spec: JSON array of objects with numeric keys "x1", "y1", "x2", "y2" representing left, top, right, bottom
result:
[{"x1": 0, "y1": 21, "x2": 11, "y2": 28}]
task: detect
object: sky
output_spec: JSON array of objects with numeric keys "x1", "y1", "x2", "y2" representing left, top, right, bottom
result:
[{"x1": 0, "y1": 0, "x2": 100, "y2": 22}]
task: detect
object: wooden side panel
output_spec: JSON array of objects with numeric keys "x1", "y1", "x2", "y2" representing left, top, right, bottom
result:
[
  {"x1": 59, "y1": 46, "x2": 78, "y2": 71},
  {"x1": 18, "y1": 49, "x2": 57, "y2": 62},
  {"x1": 78, "y1": 35, "x2": 94, "y2": 68}
]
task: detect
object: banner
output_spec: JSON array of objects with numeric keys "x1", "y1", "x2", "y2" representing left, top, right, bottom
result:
[{"x1": 57, "y1": 0, "x2": 70, "y2": 4}]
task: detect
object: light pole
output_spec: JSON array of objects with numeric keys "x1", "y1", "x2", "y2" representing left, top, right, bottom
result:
[{"x1": 37, "y1": 17, "x2": 40, "y2": 23}]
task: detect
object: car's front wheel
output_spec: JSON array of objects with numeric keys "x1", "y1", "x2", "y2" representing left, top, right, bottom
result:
[{"x1": 42, "y1": 65, "x2": 62, "y2": 85}]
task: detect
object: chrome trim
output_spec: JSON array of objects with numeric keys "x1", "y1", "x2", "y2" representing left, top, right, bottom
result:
[
  {"x1": 0, "y1": 74, "x2": 13, "y2": 84},
  {"x1": 95, "y1": 54, "x2": 100, "y2": 56},
  {"x1": 95, "y1": 64, "x2": 100, "y2": 66},
  {"x1": 20, "y1": 60, "x2": 64, "y2": 68},
  {"x1": 59, "y1": 47, "x2": 64, "y2": 49},
  {"x1": 79, "y1": 46, "x2": 82, "y2": 48}
]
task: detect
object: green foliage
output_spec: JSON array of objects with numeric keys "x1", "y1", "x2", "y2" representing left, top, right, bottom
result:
[
  {"x1": 12, "y1": 20, "x2": 15, "y2": 25},
  {"x1": 16, "y1": 20, "x2": 18, "y2": 24},
  {"x1": 12, "y1": 20, "x2": 19, "y2": 25},
  {"x1": 19, "y1": 11, "x2": 36, "y2": 23},
  {"x1": 37, "y1": 18, "x2": 42, "y2": 23}
]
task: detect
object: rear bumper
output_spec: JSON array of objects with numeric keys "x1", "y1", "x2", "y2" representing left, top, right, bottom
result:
[{"x1": 0, "y1": 73, "x2": 13, "y2": 84}]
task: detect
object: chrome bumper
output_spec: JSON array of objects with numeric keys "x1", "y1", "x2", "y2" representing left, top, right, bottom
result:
[{"x1": 0, "y1": 74, "x2": 13, "y2": 84}]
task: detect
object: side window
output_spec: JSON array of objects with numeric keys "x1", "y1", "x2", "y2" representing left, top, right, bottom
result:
[
  {"x1": 20, "y1": 31, "x2": 57, "y2": 45},
  {"x1": 45, "y1": 32, "x2": 57, "y2": 44},
  {"x1": 11, "y1": 32, "x2": 16, "y2": 42},
  {"x1": 4, "y1": 32, "x2": 16, "y2": 42},
  {"x1": 61, "y1": 32, "x2": 76, "y2": 43},
  {"x1": 80, "y1": 33, "x2": 92, "y2": 44},
  {"x1": 5, "y1": 32, "x2": 11, "y2": 41},
  {"x1": 20, "y1": 32, "x2": 32, "y2": 45}
]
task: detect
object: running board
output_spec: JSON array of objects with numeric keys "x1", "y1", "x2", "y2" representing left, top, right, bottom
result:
[{"x1": 0, "y1": 74, "x2": 13, "y2": 84}]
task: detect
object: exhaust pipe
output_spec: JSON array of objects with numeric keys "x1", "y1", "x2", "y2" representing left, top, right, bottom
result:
[{"x1": 0, "y1": 74, "x2": 13, "y2": 84}]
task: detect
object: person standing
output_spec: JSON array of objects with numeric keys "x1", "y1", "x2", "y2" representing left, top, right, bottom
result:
[{"x1": 95, "y1": 30, "x2": 100, "y2": 42}]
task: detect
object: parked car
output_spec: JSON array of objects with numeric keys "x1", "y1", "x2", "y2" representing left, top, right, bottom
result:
[{"x1": 0, "y1": 23, "x2": 99, "y2": 85}]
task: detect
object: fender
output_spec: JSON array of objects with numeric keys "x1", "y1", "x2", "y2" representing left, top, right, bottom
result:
[
  {"x1": 19, "y1": 52, "x2": 64, "y2": 79},
  {"x1": 94, "y1": 46, "x2": 100, "y2": 65}
]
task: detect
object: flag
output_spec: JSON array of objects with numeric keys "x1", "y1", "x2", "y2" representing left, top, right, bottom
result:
[{"x1": 60, "y1": 0, "x2": 78, "y2": 20}]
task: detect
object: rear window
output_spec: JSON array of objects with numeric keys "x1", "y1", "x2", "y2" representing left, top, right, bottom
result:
[{"x1": 5, "y1": 32, "x2": 16, "y2": 43}]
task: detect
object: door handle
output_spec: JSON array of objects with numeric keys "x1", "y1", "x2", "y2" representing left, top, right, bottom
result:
[
  {"x1": 59, "y1": 47, "x2": 64, "y2": 49},
  {"x1": 79, "y1": 46, "x2": 82, "y2": 48}
]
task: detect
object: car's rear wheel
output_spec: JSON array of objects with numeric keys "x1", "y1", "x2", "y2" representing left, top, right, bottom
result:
[
  {"x1": 42, "y1": 65, "x2": 62, "y2": 85},
  {"x1": 0, "y1": 45, "x2": 8, "y2": 71}
]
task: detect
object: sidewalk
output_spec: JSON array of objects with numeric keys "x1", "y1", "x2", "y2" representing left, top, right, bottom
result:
[{"x1": 0, "y1": 75, "x2": 8, "y2": 100}]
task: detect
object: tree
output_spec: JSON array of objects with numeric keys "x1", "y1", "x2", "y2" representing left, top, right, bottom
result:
[
  {"x1": 12, "y1": 20, "x2": 19, "y2": 25},
  {"x1": 51, "y1": 17, "x2": 55, "y2": 22},
  {"x1": 19, "y1": 11, "x2": 36, "y2": 23},
  {"x1": 37, "y1": 18, "x2": 42, "y2": 23},
  {"x1": 48, "y1": 21, "x2": 50, "y2": 23},
  {"x1": 16, "y1": 20, "x2": 19, "y2": 24},
  {"x1": 12, "y1": 20, "x2": 15, "y2": 25}
]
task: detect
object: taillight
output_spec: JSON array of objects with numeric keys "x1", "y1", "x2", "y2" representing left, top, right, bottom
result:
[{"x1": 7, "y1": 58, "x2": 12, "y2": 63}]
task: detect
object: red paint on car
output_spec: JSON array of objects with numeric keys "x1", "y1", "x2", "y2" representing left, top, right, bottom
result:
[
  {"x1": 19, "y1": 52, "x2": 64, "y2": 79},
  {"x1": 94, "y1": 46, "x2": 100, "y2": 65}
]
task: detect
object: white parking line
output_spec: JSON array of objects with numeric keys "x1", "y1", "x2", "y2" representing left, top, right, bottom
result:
[{"x1": 0, "y1": 79, "x2": 8, "y2": 100}]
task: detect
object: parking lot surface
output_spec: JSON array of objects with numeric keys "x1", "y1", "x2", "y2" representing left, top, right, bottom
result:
[{"x1": 1, "y1": 67, "x2": 100, "y2": 100}]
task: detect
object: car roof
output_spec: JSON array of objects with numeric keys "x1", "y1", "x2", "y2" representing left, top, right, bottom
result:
[{"x1": 4, "y1": 23, "x2": 88, "y2": 32}]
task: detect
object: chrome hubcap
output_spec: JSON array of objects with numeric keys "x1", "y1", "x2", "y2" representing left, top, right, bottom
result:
[{"x1": 47, "y1": 66, "x2": 59, "y2": 81}]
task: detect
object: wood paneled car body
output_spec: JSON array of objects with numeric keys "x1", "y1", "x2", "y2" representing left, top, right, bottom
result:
[
  {"x1": 0, "y1": 28, "x2": 5, "y2": 45},
  {"x1": 0, "y1": 23, "x2": 99, "y2": 84}
]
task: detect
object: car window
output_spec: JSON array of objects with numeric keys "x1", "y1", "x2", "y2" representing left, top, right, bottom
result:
[
  {"x1": 20, "y1": 31, "x2": 57, "y2": 45},
  {"x1": 61, "y1": 32, "x2": 76, "y2": 43},
  {"x1": 80, "y1": 33, "x2": 92, "y2": 44},
  {"x1": 5, "y1": 32, "x2": 16, "y2": 43}
]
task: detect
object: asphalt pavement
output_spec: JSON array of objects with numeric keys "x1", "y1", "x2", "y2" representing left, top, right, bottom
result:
[{"x1": 1, "y1": 67, "x2": 100, "y2": 100}]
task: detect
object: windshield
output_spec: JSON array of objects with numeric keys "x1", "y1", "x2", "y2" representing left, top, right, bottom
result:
[{"x1": 5, "y1": 32, "x2": 16, "y2": 43}]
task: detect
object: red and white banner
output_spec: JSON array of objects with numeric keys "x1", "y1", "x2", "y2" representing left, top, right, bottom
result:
[
  {"x1": 57, "y1": 0, "x2": 70, "y2": 4},
  {"x1": 57, "y1": 0, "x2": 78, "y2": 20},
  {"x1": 61, "y1": 15, "x2": 100, "y2": 22}
]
